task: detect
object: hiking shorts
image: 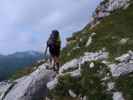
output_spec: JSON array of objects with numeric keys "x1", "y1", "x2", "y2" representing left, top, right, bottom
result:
[{"x1": 49, "y1": 45, "x2": 60, "y2": 57}]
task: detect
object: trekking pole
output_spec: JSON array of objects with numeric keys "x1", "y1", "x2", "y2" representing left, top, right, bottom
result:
[{"x1": 44, "y1": 46, "x2": 48, "y2": 58}]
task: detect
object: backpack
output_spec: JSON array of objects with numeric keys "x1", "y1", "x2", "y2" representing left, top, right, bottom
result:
[{"x1": 47, "y1": 30, "x2": 61, "y2": 47}]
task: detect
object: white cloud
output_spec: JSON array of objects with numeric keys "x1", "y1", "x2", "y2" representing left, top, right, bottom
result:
[{"x1": 0, "y1": 0, "x2": 101, "y2": 54}]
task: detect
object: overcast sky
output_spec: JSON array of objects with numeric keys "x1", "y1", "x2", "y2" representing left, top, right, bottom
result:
[{"x1": 0, "y1": 0, "x2": 101, "y2": 54}]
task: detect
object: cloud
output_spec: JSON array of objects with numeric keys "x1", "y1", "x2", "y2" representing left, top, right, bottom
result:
[{"x1": 0, "y1": 0, "x2": 101, "y2": 54}]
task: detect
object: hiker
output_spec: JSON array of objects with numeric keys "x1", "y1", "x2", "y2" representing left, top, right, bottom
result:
[{"x1": 47, "y1": 30, "x2": 61, "y2": 72}]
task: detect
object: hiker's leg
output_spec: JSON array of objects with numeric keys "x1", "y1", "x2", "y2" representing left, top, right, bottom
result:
[
  {"x1": 48, "y1": 56, "x2": 52, "y2": 65},
  {"x1": 55, "y1": 56, "x2": 60, "y2": 65},
  {"x1": 52, "y1": 56, "x2": 56, "y2": 71},
  {"x1": 55, "y1": 56, "x2": 60, "y2": 71},
  {"x1": 49, "y1": 47, "x2": 56, "y2": 69},
  {"x1": 52, "y1": 57, "x2": 55, "y2": 67}
]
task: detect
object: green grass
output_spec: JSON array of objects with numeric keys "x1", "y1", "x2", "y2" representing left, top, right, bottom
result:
[
  {"x1": 88, "y1": 4, "x2": 133, "y2": 58},
  {"x1": 115, "y1": 72, "x2": 133, "y2": 100},
  {"x1": 61, "y1": 3, "x2": 133, "y2": 64},
  {"x1": 52, "y1": 4, "x2": 133, "y2": 99},
  {"x1": 50, "y1": 61, "x2": 112, "y2": 100}
]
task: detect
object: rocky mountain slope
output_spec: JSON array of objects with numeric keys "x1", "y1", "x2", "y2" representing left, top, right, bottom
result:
[
  {"x1": 0, "y1": 0, "x2": 133, "y2": 100},
  {"x1": 0, "y1": 63, "x2": 56, "y2": 100}
]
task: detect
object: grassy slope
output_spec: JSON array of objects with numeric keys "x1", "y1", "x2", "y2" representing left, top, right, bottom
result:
[
  {"x1": 50, "y1": 61, "x2": 112, "y2": 100},
  {"x1": 88, "y1": 4, "x2": 133, "y2": 58},
  {"x1": 61, "y1": 3, "x2": 133, "y2": 64},
  {"x1": 116, "y1": 72, "x2": 133, "y2": 100},
  {"x1": 54, "y1": 3, "x2": 133, "y2": 100}
]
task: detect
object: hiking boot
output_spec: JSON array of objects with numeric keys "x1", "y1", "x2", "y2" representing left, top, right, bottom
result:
[
  {"x1": 55, "y1": 63, "x2": 60, "y2": 73},
  {"x1": 53, "y1": 65, "x2": 56, "y2": 72},
  {"x1": 57, "y1": 63, "x2": 60, "y2": 71}
]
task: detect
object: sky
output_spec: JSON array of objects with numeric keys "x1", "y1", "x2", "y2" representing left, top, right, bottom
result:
[{"x1": 0, "y1": 0, "x2": 101, "y2": 55}]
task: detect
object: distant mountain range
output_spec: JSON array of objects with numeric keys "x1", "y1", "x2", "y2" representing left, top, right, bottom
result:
[{"x1": 0, "y1": 51, "x2": 44, "y2": 81}]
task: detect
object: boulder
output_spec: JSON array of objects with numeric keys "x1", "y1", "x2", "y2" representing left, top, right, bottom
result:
[{"x1": 2, "y1": 64, "x2": 56, "y2": 100}]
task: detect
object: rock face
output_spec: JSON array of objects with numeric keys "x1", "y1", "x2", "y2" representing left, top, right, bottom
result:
[
  {"x1": 0, "y1": 51, "x2": 110, "y2": 100},
  {"x1": 1, "y1": 50, "x2": 133, "y2": 100},
  {"x1": 47, "y1": 50, "x2": 133, "y2": 100},
  {"x1": 109, "y1": 51, "x2": 133, "y2": 77},
  {"x1": 113, "y1": 92, "x2": 125, "y2": 100},
  {"x1": 90, "y1": 0, "x2": 130, "y2": 28},
  {"x1": 47, "y1": 51, "x2": 109, "y2": 90},
  {"x1": 0, "y1": 64, "x2": 56, "y2": 100},
  {"x1": 0, "y1": 81, "x2": 14, "y2": 100}
]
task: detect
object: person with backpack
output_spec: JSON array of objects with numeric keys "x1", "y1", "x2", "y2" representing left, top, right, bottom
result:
[{"x1": 47, "y1": 30, "x2": 61, "y2": 72}]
